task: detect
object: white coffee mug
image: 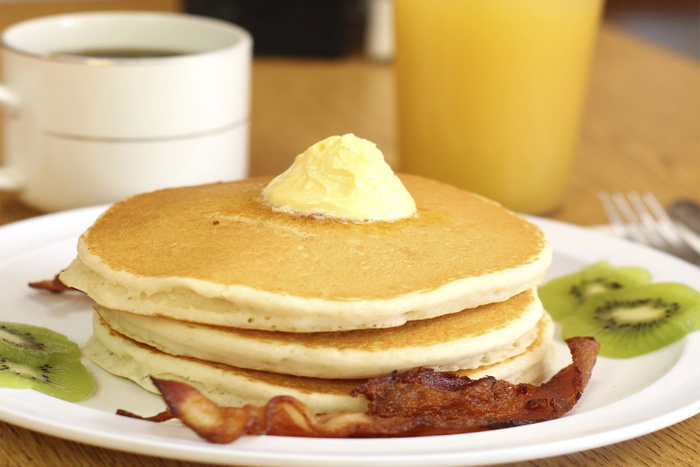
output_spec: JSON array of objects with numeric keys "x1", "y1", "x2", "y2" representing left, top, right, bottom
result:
[{"x1": 0, "y1": 11, "x2": 252, "y2": 212}]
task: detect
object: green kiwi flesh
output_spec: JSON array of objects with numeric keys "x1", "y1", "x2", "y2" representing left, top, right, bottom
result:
[
  {"x1": 0, "y1": 357, "x2": 95, "y2": 402},
  {"x1": 559, "y1": 283, "x2": 700, "y2": 358},
  {"x1": 0, "y1": 322, "x2": 94, "y2": 401},
  {"x1": 0, "y1": 356, "x2": 94, "y2": 402},
  {"x1": 0, "y1": 322, "x2": 81, "y2": 366},
  {"x1": 538, "y1": 261, "x2": 652, "y2": 320}
]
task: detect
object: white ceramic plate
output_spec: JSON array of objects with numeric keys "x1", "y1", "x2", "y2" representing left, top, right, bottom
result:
[{"x1": 0, "y1": 206, "x2": 698, "y2": 467}]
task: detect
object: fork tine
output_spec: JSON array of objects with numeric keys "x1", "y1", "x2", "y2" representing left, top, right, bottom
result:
[
  {"x1": 627, "y1": 191, "x2": 667, "y2": 246},
  {"x1": 608, "y1": 191, "x2": 648, "y2": 244},
  {"x1": 598, "y1": 191, "x2": 630, "y2": 239},
  {"x1": 599, "y1": 190, "x2": 700, "y2": 265},
  {"x1": 640, "y1": 192, "x2": 687, "y2": 247}
]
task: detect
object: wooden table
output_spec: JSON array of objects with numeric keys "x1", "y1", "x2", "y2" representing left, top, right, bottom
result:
[{"x1": 1, "y1": 23, "x2": 698, "y2": 467}]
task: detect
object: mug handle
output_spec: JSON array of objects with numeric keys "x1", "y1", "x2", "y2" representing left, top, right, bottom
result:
[{"x1": 0, "y1": 84, "x2": 23, "y2": 190}]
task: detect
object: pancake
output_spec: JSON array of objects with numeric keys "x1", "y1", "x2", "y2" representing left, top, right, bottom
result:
[
  {"x1": 84, "y1": 311, "x2": 555, "y2": 414},
  {"x1": 94, "y1": 289, "x2": 544, "y2": 379},
  {"x1": 60, "y1": 174, "x2": 551, "y2": 332}
]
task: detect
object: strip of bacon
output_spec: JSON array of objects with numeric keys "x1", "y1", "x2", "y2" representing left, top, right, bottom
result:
[
  {"x1": 355, "y1": 336, "x2": 599, "y2": 424},
  {"x1": 118, "y1": 337, "x2": 599, "y2": 443},
  {"x1": 28, "y1": 273, "x2": 76, "y2": 293}
]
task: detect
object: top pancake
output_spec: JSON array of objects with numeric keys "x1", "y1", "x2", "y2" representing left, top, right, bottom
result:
[{"x1": 61, "y1": 174, "x2": 551, "y2": 331}]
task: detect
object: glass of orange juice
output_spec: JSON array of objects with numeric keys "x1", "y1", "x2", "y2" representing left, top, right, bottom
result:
[{"x1": 394, "y1": 0, "x2": 605, "y2": 214}]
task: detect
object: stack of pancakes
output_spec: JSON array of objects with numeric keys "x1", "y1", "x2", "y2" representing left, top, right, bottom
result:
[{"x1": 60, "y1": 174, "x2": 553, "y2": 413}]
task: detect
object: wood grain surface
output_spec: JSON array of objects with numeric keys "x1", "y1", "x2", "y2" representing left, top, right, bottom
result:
[{"x1": 0, "y1": 23, "x2": 698, "y2": 467}]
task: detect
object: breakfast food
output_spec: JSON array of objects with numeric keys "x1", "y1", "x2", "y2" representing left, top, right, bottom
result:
[
  {"x1": 120, "y1": 337, "x2": 600, "y2": 442},
  {"x1": 539, "y1": 262, "x2": 700, "y2": 358},
  {"x1": 557, "y1": 283, "x2": 700, "y2": 358},
  {"x1": 91, "y1": 290, "x2": 548, "y2": 379},
  {"x1": 85, "y1": 294, "x2": 554, "y2": 412},
  {"x1": 0, "y1": 322, "x2": 94, "y2": 401},
  {"x1": 0, "y1": 321, "x2": 79, "y2": 366},
  {"x1": 538, "y1": 260, "x2": 652, "y2": 320},
  {"x1": 59, "y1": 175, "x2": 550, "y2": 332},
  {"x1": 59, "y1": 134, "x2": 555, "y2": 412}
]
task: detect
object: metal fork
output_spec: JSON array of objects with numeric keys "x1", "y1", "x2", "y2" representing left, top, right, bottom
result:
[{"x1": 599, "y1": 191, "x2": 700, "y2": 265}]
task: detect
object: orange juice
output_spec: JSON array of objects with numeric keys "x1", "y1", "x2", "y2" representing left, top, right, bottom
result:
[{"x1": 394, "y1": 0, "x2": 604, "y2": 214}]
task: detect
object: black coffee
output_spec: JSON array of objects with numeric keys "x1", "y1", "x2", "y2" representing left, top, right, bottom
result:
[{"x1": 53, "y1": 47, "x2": 189, "y2": 59}]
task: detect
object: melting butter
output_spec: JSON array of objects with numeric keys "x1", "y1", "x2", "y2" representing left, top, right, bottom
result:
[{"x1": 262, "y1": 134, "x2": 417, "y2": 222}]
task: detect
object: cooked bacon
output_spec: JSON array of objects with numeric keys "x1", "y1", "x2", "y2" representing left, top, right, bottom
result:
[
  {"x1": 28, "y1": 273, "x2": 76, "y2": 293},
  {"x1": 119, "y1": 337, "x2": 599, "y2": 443},
  {"x1": 355, "y1": 336, "x2": 599, "y2": 424},
  {"x1": 119, "y1": 390, "x2": 440, "y2": 441}
]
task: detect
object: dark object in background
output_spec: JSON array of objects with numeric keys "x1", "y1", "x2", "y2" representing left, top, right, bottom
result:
[{"x1": 185, "y1": 0, "x2": 358, "y2": 57}]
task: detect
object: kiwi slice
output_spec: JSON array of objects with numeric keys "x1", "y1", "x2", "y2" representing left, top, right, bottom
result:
[
  {"x1": 0, "y1": 322, "x2": 81, "y2": 367},
  {"x1": 0, "y1": 322, "x2": 94, "y2": 402},
  {"x1": 0, "y1": 356, "x2": 94, "y2": 402},
  {"x1": 539, "y1": 261, "x2": 652, "y2": 320},
  {"x1": 559, "y1": 283, "x2": 700, "y2": 358}
]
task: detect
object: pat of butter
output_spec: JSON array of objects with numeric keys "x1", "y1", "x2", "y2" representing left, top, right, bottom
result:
[{"x1": 262, "y1": 134, "x2": 417, "y2": 222}]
